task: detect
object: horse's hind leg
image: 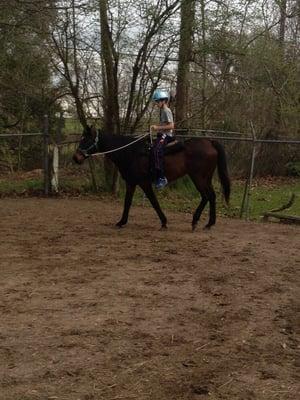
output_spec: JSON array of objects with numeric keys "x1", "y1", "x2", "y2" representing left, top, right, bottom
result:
[
  {"x1": 190, "y1": 176, "x2": 216, "y2": 230},
  {"x1": 190, "y1": 176, "x2": 208, "y2": 230},
  {"x1": 192, "y1": 195, "x2": 208, "y2": 231},
  {"x1": 205, "y1": 185, "x2": 216, "y2": 229}
]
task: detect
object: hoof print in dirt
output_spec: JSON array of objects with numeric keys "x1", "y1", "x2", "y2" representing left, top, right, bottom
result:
[
  {"x1": 182, "y1": 360, "x2": 197, "y2": 368},
  {"x1": 191, "y1": 385, "x2": 209, "y2": 395}
]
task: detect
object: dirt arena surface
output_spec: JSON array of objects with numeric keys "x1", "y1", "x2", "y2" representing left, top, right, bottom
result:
[{"x1": 0, "y1": 198, "x2": 299, "y2": 400}]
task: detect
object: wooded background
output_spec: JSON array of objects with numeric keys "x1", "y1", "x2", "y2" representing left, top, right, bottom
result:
[{"x1": 0, "y1": 0, "x2": 299, "y2": 174}]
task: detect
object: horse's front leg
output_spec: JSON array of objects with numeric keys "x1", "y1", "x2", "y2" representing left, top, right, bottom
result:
[
  {"x1": 116, "y1": 183, "x2": 136, "y2": 228},
  {"x1": 140, "y1": 182, "x2": 167, "y2": 229}
]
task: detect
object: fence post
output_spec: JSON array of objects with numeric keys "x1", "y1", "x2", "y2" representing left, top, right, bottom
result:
[
  {"x1": 43, "y1": 114, "x2": 50, "y2": 195},
  {"x1": 240, "y1": 175, "x2": 250, "y2": 218},
  {"x1": 245, "y1": 123, "x2": 257, "y2": 220},
  {"x1": 51, "y1": 145, "x2": 59, "y2": 193},
  {"x1": 240, "y1": 123, "x2": 257, "y2": 219}
]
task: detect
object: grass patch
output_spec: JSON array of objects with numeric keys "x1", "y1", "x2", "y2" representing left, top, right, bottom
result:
[
  {"x1": 0, "y1": 170, "x2": 299, "y2": 221},
  {"x1": 0, "y1": 178, "x2": 43, "y2": 194},
  {"x1": 123, "y1": 176, "x2": 300, "y2": 220},
  {"x1": 63, "y1": 118, "x2": 82, "y2": 135},
  {"x1": 245, "y1": 181, "x2": 300, "y2": 218}
]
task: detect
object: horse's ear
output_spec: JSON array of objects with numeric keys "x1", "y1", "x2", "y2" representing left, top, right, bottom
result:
[
  {"x1": 90, "y1": 125, "x2": 97, "y2": 138},
  {"x1": 82, "y1": 125, "x2": 90, "y2": 137}
]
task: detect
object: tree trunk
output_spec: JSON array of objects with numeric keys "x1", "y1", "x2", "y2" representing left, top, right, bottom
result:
[
  {"x1": 200, "y1": 0, "x2": 207, "y2": 128},
  {"x1": 99, "y1": 0, "x2": 120, "y2": 134},
  {"x1": 274, "y1": 0, "x2": 287, "y2": 130},
  {"x1": 175, "y1": 0, "x2": 195, "y2": 131},
  {"x1": 99, "y1": 0, "x2": 120, "y2": 193}
]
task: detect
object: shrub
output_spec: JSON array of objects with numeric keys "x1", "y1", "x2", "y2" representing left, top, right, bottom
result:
[{"x1": 286, "y1": 161, "x2": 300, "y2": 177}]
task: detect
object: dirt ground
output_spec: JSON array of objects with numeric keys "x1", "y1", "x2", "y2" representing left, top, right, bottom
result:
[{"x1": 0, "y1": 198, "x2": 299, "y2": 400}]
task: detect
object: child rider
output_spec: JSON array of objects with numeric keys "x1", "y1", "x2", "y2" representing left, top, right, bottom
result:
[{"x1": 150, "y1": 89, "x2": 175, "y2": 189}]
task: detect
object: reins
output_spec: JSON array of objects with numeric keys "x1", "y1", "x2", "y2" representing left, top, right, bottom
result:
[{"x1": 85, "y1": 131, "x2": 151, "y2": 158}]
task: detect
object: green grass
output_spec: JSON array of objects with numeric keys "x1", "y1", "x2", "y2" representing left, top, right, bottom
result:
[
  {"x1": 0, "y1": 172, "x2": 299, "y2": 221},
  {"x1": 236, "y1": 181, "x2": 300, "y2": 219},
  {"x1": 0, "y1": 178, "x2": 43, "y2": 194},
  {"x1": 63, "y1": 118, "x2": 83, "y2": 135},
  {"x1": 125, "y1": 176, "x2": 300, "y2": 220}
]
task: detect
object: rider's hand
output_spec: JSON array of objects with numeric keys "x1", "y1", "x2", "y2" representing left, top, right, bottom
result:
[{"x1": 150, "y1": 125, "x2": 159, "y2": 131}]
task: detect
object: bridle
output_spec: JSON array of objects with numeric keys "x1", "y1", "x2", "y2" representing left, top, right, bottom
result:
[{"x1": 78, "y1": 131, "x2": 100, "y2": 158}]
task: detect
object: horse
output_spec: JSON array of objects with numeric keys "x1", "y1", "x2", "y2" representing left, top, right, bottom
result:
[{"x1": 73, "y1": 126, "x2": 230, "y2": 230}]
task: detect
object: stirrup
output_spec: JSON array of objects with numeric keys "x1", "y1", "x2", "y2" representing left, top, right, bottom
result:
[{"x1": 155, "y1": 177, "x2": 168, "y2": 190}]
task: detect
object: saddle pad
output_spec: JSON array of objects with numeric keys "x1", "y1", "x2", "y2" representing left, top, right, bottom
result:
[{"x1": 164, "y1": 140, "x2": 185, "y2": 155}]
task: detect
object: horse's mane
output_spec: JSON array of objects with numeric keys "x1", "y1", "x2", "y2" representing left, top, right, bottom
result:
[
  {"x1": 100, "y1": 131, "x2": 148, "y2": 158},
  {"x1": 98, "y1": 132, "x2": 149, "y2": 184},
  {"x1": 101, "y1": 132, "x2": 146, "y2": 143},
  {"x1": 101, "y1": 132, "x2": 148, "y2": 153}
]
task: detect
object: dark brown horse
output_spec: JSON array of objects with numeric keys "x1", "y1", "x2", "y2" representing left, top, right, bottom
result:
[{"x1": 73, "y1": 126, "x2": 230, "y2": 230}]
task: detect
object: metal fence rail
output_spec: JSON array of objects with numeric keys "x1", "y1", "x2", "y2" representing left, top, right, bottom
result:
[
  {"x1": 177, "y1": 134, "x2": 300, "y2": 145},
  {"x1": 0, "y1": 115, "x2": 50, "y2": 194},
  {"x1": 1, "y1": 124, "x2": 299, "y2": 221},
  {"x1": 0, "y1": 132, "x2": 43, "y2": 137},
  {"x1": 175, "y1": 130, "x2": 300, "y2": 219},
  {"x1": 52, "y1": 128, "x2": 299, "y2": 220}
]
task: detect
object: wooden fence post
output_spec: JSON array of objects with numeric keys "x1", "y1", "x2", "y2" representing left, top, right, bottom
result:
[
  {"x1": 51, "y1": 145, "x2": 59, "y2": 193},
  {"x1": 43, "y1": 114, "x2": 50, "y2": 195}
]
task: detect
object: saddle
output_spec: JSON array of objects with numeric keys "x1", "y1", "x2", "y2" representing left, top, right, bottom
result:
[
  {"x1": 164, "y1": 139, "x2": 185, "y2": 155},
  {"x1": 141, "y1": 137, "x2": 184, "y2": 157}
]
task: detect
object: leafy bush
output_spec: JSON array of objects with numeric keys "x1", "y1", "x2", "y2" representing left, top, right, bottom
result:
[{"x1": 286, "y1": 161, "x2": 300, "y2": 177}]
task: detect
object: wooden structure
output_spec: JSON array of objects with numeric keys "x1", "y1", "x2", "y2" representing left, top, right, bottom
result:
[{"x1": 262, "y1": 193, "x2": 300, "y2": 224}]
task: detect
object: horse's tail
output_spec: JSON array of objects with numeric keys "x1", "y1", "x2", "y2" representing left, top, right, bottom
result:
[{"x1": 211, "y1": 140, "x2": 231, "y2": 204}]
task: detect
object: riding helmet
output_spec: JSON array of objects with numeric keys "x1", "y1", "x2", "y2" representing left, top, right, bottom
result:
[{"x1": 152, "y1": 89, "x2": 169, "y2": 102}]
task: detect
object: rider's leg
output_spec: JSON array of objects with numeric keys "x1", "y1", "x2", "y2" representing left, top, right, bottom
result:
[{"x1": 154, "y1": 137, "x2": 168, "y2": 189}]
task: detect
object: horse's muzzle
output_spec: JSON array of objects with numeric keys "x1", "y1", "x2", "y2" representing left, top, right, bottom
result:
[{"x1": 73, "y1": 150, "x2": 86, "y2": 164}]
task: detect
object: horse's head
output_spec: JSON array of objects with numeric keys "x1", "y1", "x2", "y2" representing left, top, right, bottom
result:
[{"x1": 73, "y1": 126, "x2": 99, "y2": 164}]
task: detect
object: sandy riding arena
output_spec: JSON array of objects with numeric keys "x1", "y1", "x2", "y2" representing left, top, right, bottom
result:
[{"x1": 0, "y1": 198, "x2": 299, "y2": 400}]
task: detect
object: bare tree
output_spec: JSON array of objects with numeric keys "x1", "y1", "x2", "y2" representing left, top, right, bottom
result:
[
  {"x1": 274, "y1": 0, "x2": 287, "y2": 130},
  {"x1": 99, "y1": 0, "x2": 120, "y2": 134},
  {"x1": 175, "y1": 0, "x2": 195, "y2": 130},
  {"x1": 97, "y1": 0, "x2": 180, "y2": 191},
  {"x1": 50, "y1": 0, "x2": 92, "y2": 128}
]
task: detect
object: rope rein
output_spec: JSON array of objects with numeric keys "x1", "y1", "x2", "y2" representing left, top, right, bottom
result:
[{"x1": 89, "y1": 131, "x2": 151, "y2": 157}]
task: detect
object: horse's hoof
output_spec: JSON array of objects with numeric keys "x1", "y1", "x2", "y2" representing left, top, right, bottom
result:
[
  {"x1": 192, "y1": 224, "x2": 197, "y2": 232},
  {"x1": 203, "y1": 224, "x2": 212, "y2": 230},
  {"x1": 160, "y1": 225, "x2": 167, "y2": 231},
  {"x1": 115, "y1": 222, "x2": 125, "y2": 229}
]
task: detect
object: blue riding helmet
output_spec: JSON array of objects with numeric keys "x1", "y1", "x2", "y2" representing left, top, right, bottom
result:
[{"x1": 152, "y1": 89, "x2": 169, "y2": 102}]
